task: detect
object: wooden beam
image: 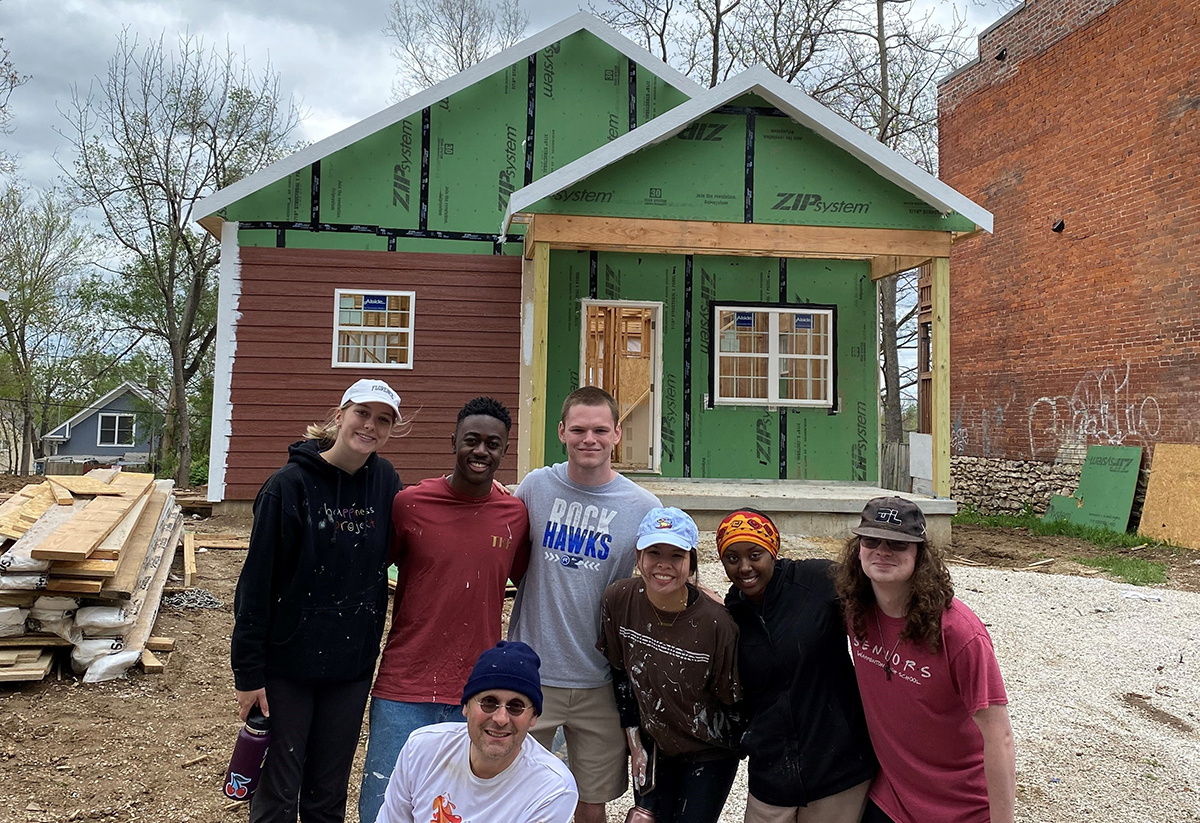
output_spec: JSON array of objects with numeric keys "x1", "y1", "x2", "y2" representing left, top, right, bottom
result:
[
  {"x1": 146, "y1": 636, "x2": 176, "y2": 652},
  {"x1": 930, "y1": 257, "x2": 951, "y2": 498},
  {"x1": 870, "y1": 255, "x2": 931, "y2": 281},
  {"x1": 183, "y1": 532, "x2": 196, "y2": 588},
  {"x1": 46, "y1": 479, "x2": 73, "y2": 506},
  {"x1": 30, "y1": 473, "x2": 154, "y2": 561},
  {"x1": 527, "y1": 241, "x2": 550, "y2": 473},
  {"x1": 525, "y1": 214, "x2": 952, "y2": 260},
  {"x1": 140, "y1": 649, "x2": 164, "y2": 674}
]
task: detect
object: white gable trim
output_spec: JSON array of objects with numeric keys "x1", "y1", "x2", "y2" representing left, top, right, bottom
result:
[
  {"x1": 43, "y1": 382, "x2": 159, "y2": 442},
  {"x1": 505, "y1": 65, "x2": 992, "y2": 234},
  {"x1": 194, "y1": 13, "x2": 702, "y2": 234},
  {"x1": 206, "y1": 222, "x2": 242, "y2": 502}
]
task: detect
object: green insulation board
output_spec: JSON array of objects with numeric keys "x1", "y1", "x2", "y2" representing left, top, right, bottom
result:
[
  {"x1": 531, "y1": 94, "x2": 977, "y2": 233},
  {"x1": 1043, "y1": 445, "x2": 1143, "y2": 531},
  {"x1": 216, "y1": 29, "x2": 689, "y2": 253},
  {"x1": 543, "y1": 249, "x2": 878, "y2": 481}
]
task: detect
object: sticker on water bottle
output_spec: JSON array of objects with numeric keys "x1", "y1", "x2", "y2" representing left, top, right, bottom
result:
[{"x1": 224, "y1": 772, "x2": 251, "y2": 800}]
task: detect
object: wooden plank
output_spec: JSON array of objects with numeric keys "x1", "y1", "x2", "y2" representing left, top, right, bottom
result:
[
  {"x1": 49, "y1": 494, "x2": 154, "y2": 578},
  {"x1": 0, "y1": 500, "x2": 88, "y2": 575},
  {"x1": 183, "y1": 532, "x2": 196, "y2": 587},
  {"x1": 47, "y1": 558, "x2": 118, "y2": 579},
  {"x1": 192, "y1": 538, "x2": 247, "y2": 550},
  {"x1": 140, "y1": 648, "x2": 164, "y2": 674},
  {"x1": 930, "y1": 257, "x2": 951, "y2": 498},
  {"x1": 1139, "y1": 444, "x2": 1200, "y2": 549},
  {"x1": 0, "y1": 484, "x2": 42, "y2": 521},
  {"x1": 529, "y1": 241, "x2": 549, "y2": 473},
  {"x1": 146, "y1": 636, "x2": 176, "y2": 652},
  {"x1": 101, "y1": 486, "x2": 173, "y2": 599},
  {"x1": 45, "y1": 578, "x2": 103, "y2": 594},
  {"x1": 0, "y1": 649, "x2": 55, "y2": 682},
  {"x1": 46, "y1": 478, "x2": 74, "y2": 506},
  {"x1": 0, "y1": 485, "x2": 54, "y2": 540},
  {"x1": 525, "y1": 214, "x2": 954, "y2": 260},
  {"x1": 30, "y1": 474, "x2": 154, "y2": 561},
  {"x1": 870, "y1": 255, "x2": 931, "y2": 281},
  {"x1": 0, "y1": 635, "x2": 71, "y2": 648},
  {"x1": 41, "y1": 475, "x2": 123, "y2": 496},
  {"x1": 0, "y1": 650, "x2": 18, "y2": 665}
]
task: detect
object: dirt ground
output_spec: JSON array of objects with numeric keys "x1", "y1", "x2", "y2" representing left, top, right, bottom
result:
[{"x1": 2, "y1": 510, "x2": 1197, "y2": 823}]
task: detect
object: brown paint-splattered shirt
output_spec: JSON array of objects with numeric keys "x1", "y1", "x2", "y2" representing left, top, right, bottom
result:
[{"x1": 598, "y1": 578, "x2": 742, "y2": 758}]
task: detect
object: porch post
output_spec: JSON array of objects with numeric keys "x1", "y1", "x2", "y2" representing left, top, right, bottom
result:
[
  {"x1": 527, "y1": 241, "x2": 550, "y2": 474},
  {"x1": 931, "y1": 256, "x2": 951, "y2": 497}
]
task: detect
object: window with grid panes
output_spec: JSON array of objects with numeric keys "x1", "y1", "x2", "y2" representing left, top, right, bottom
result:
[
  {"x1": 713, "y1": 305, "x2": 834, "y2": 407},
  {"x1": 333, "y1": 290, "x2": 415, "y2": 368},
  {"x1": 98, "y1": 413, "x2": 136, "y2": 447}
]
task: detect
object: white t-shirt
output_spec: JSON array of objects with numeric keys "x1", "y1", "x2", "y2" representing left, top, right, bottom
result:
[{"x1": 375, "y1": 722, "x2": 578, "y2": 823}]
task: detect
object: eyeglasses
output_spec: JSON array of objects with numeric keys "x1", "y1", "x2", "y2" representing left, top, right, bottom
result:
[
  {"x1": 473, "y1": 696, "x2": 532, "y2": 717},
  {"x1": 859, "y1": 536, "x2": 916, "y2": 552}
]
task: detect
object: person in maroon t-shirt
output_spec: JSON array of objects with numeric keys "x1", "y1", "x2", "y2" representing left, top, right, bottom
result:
[
  {"x1": 357, "y1": 397, "x2": 532, "y2": 823},
  {"x1": 834, "y1": 496, "x2": 1016, "y2": 823}
]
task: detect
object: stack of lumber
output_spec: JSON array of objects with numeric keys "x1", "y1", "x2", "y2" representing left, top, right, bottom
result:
[{"x1": 0, "y1": 470, "x2": 183, "y2": 682}]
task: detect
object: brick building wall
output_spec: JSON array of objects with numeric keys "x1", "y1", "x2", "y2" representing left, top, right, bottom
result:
[{"x1": 937, "y1": 0, "x2": 1199, "y2": 474}]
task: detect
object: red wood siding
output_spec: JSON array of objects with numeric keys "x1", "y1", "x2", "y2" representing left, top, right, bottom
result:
[{"x1": 223, "y1": 248, "x2": 523, "y2": 500}]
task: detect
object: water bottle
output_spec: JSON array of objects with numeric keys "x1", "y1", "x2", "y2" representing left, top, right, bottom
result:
[{"x1": 223, "y1": 705, "x2": 271, "y2": 801}]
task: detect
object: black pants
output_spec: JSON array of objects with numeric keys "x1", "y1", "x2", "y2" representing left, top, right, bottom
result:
[
  {"x1": 860, "y1": 799, "x2": 897, "y2": 823},
  {"x1": 249, "y1": 673, "x2": 373, "y2": 823},
  {"x1": 633, "y1": 752, "x2": 739, "y2": 823}
]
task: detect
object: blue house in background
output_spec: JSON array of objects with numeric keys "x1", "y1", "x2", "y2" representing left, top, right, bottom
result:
[{"x1": 41, "y1": 382, "x2": 162, "y2": 471}]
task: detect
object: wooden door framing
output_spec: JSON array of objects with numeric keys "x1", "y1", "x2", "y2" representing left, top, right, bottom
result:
[{"x1": 579, "y1": 299, "x2": 663, "y2": 474}]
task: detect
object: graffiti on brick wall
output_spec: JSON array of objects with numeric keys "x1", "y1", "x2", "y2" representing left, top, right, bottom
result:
[
  {"x1": 951, "y1": 394, "x2": 1014, "y2": 457},
  {"x1": 1028, "y1": 364, "x2": 1161, "y2": 460},
  {"x1": 951, "y1": 399, "x2": 969, "y2": 454}
]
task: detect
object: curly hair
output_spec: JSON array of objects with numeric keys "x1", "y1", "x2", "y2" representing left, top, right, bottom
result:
[
  {"x1": 457, "y1": 396, "x2": 512, "y2": 432},
  {"x1": 833, "y1": 536, "x2": 955, "y2": 653}
]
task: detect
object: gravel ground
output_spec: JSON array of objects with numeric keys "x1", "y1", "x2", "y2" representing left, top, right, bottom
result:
[{"x1": 602, "y1": 536, "x2": 1200, "y2": 822}]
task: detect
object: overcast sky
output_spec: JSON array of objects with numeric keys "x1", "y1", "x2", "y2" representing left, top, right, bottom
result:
[{"x1": 3, "y1": 0, "x2": 1011, "y2": 192}]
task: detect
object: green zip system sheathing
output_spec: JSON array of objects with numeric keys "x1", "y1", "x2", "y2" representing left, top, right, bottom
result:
[
  {"x1": 544, "y1": 250, "x2": 879, "y2": 481},
  {"x1": 531, "y1": 95, "x2": 977, "y2": 232},
  {"x1": 217, "y1": 31, "x2": 689, "y2": 253}
]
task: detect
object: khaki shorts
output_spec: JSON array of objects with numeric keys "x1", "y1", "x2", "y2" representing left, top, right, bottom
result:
[
  {"x1": 530, "y1": 685, "x2": 628, "y2": 804},
  {"x1": 744, "y1": 780, "x2": 871, "y2": 823}
]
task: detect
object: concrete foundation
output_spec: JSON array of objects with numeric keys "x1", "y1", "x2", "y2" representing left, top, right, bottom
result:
[{"x1": 630, "y1": 478, "x2": 956, "y2": 549}]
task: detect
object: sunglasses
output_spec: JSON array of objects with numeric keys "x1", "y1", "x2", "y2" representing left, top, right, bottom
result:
[
  {"x1": 474, "y1": 696, "x2": 532, "y2": 717},
  {"x1": 859, "y1": 535, "x2": 917, "y2": 552}
]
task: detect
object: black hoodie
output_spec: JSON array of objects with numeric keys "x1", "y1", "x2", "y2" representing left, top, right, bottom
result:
[
  {"x1": 725, "y1": 557, "x2": 877, "y2": 807},
  {"x1": 231, "y1": 440, "x2": 402, "y2": 691}
]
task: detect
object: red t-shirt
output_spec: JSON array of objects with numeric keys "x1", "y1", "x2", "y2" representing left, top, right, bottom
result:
[
  {"x1": 372, "y1": 477, "x2": 531, "y2": 704},
  {"x1": 850, "y1": 597, "x2": 1008, "y2": 823}
]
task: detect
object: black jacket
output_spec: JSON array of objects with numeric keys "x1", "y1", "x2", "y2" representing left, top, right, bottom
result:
[
  {"x1": 231, "y1": 440, "x2": 402, "y2": 691},
  {"x1": 725, "y1": 558, "x2": 876, "y2": 807}
]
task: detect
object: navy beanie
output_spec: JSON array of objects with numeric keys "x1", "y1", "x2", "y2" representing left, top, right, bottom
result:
[{"x1": 461, "y1": 641, "x2": 543, "y2": 715}]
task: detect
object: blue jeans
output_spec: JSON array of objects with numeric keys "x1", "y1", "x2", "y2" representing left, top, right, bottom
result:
[{"x1": 358, "y1": 698, "x2": 465, "y2": 823}]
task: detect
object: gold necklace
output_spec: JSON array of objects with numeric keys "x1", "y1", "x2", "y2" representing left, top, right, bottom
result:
[
  {"x1": 874, "y1": 606, "x2": 903, "y2": 681},
  {"x1": 648, "y1": 590, "x2": 688, "y2": 627}
]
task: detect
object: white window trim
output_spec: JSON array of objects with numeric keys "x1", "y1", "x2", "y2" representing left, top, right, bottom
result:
[
  {"x1": 712, "y1": 304, "x2": 835, "y2": 409},
  {"x1": 331, "y1": 288, "x2": 416, "y2": 370},
  {"x1": 97, "y1": 412, "x2": 137, "y2": 447}
]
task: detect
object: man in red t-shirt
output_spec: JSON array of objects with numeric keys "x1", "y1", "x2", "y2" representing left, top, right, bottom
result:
[
  {"x1": 358, "y1": 397, "x2": 532, "y2": 823},
  {"x1": 835, "y1": 497, "x2": 1016, "y2": 823}
]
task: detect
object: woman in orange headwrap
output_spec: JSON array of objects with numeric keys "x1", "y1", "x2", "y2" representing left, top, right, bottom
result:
[{"x1": 719, "y1": 509, "x2": 877, "y2": 823}]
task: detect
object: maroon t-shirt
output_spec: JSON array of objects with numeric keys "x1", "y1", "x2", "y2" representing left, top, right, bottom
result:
[
  {"x1": 850, "y1": 597, "x2": 1008, "y2": 823},
  {"x1": 372, "y1": 477, "x2": 531, "y2": 704}
]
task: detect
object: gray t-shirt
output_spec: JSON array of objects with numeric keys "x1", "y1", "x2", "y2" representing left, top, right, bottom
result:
[{"x1": 508, "y1": 463, "x2": 661, "y2": 688}]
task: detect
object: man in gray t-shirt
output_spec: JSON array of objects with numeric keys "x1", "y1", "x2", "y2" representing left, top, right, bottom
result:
[{"x1": 508, "y1": 387, "x2": 660, "y2": 823}]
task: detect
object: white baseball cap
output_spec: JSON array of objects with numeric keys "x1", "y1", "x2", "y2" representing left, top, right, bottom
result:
[{"x1": 340, "y1": 379, "x2": 401, "y2": 418}]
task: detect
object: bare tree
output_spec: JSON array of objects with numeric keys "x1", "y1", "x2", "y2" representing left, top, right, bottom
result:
[
  {"x1": 386, "y1": 0, "x2": 530, "y2": 97},
  {"x1": 827, "y1": 0, "x2": 970, "y2": 442},
  {"x1": 0, "y1": 184, "x2": 89, "y2": 473},
  {"x1": 60, "y1": 33, "x2": 300, "y2": 485},
  {"x1": 0, "y1": 1, "x2": 30, "y2": 175}
]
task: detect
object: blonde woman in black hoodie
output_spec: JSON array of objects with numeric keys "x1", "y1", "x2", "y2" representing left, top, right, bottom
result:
[{"x1": 231, "y1": 379, "x2": 404, "y2": 823}]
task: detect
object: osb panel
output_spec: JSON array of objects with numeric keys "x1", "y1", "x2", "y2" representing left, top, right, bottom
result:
[{"x1": 1139, "y1": 444, "x2": 1200, "y2": 550}]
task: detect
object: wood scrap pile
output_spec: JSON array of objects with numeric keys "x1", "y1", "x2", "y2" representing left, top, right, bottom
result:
[{"x1": 0, "y1": 470, "x2": 183, "y2": 682}]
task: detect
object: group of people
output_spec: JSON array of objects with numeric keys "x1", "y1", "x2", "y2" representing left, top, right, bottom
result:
[{"x1": 231, "y1": 380, "x2": 1015, "y2": 823}]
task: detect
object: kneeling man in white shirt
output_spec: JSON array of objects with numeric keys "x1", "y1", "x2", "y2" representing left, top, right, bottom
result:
[{"x1": 374, "y1": 641, "x2": 578, "y2": 823}]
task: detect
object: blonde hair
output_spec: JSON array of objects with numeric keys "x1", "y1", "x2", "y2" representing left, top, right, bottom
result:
[{"x1": 304, "y1": 402, "x2": 412, "y2": 448}]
